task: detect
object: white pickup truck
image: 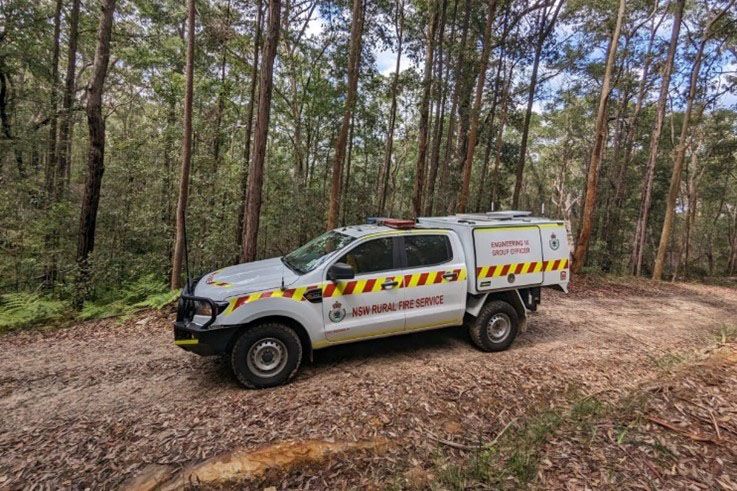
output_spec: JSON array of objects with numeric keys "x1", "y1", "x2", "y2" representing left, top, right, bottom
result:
[{"x1": 174, "y1": 212, "x2": 570, "y2": 388}]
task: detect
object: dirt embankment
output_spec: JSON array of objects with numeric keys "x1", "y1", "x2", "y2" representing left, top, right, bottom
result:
[{"x1": 1, "y1": 276, "x2": 736, "y2": 489}]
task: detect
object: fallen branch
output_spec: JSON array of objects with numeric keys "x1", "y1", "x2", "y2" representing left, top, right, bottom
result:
[
  {"x1": 427, "y1": 433, "x2": 481, "y2": 451},
  {"x1": 647, "y1": 416, "x2": 717, "y2": 443},
  {"x1": 488, "y1": 418, "x2": 517, "y2": 447},
  {"x1": 709, "y1": 410, "x2": 722, "y2": 440}
]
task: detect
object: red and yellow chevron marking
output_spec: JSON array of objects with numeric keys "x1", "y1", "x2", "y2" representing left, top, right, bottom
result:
[
  {"x1": 223, "y1": 284, "x2": 320, "y2": 314},
  {"x1": 223, "y1": 268, "x2": 468, "y2": 315},
  {"x1": 208, "y1": 279, "x2": 232, "y2": 287},
  {"x1": 205, "y1": 271, "x2": 233, "y2": 288},
  {"x1": 475, "y1": 259, "x2": 569, "y2": 279}
]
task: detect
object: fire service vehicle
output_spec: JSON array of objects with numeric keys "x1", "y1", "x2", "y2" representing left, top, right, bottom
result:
[{"x1": 175, "y1": 211, "x2": 570, "y2": 388}]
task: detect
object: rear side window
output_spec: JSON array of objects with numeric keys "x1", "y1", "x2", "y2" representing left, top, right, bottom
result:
[
  {"x1": 338, "y1": 238, "x2": 395, "y2": 275},
  {"x1": 404, "y1": 235, "x2": 452, "y2": 268}
]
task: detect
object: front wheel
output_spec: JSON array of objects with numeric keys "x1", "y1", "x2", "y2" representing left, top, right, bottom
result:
[
  {"x1": 468, "y1": 300, "x2": 519, "y2": 352},
  {"x1": 230, "y1": 323, "x2": 303, "y2": 389}
]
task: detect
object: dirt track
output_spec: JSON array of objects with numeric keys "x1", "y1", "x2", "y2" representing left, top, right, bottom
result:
[{"x1": 1, "y1": 276, "x2": 736, "y2": 488}]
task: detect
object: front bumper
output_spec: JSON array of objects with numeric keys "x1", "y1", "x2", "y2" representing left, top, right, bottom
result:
[{"x1": 174, "y1": 291, "x2": 235, "y2": 356}]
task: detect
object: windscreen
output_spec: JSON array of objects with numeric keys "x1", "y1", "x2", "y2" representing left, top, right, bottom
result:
[{"x1": 282, "y1": 231, "x2": 355, "y2": 274}]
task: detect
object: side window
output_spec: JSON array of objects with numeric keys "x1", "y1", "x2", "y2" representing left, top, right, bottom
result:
[
  {"x1": 338, "y1": 238, "x2": 395, "y2": 275},
  {"x1": 405, "y1": 235, "x2": 452, "y2": 268}
]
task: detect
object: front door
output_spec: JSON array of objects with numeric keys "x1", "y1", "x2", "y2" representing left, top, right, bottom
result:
[
  {"x1": 400, "y1": 233, "x2": 468, "y2": 331},
  {"x1": 322, "y1": 237, "x2": 406, "y2": 342}
]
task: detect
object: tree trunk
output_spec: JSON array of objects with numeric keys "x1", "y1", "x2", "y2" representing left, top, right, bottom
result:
[
  {"x1": 76, "y1": 0, "x2": 116, "y2": 300},
  {"x1": 326, "y1": 0, "x2": 364, "y2": 229},
  {"x1": 341, "y1": 113, "x2": 356, "y2": 224},
  {"x1": 56, "y1": 0, "x2": 82, "y2": 199},
  {"x1": 425, "y1": 0, "x2": 457, "y2": 216},
  {"x1": 630, "y1": 0, "x2": 683, "y2": 275},
  {"x1": 45, "y1": 0, "x2": 63, "y2": 199},
  {"x1": 170, "y1": 0, "x2": 196, "y2": 289},
  {"x1": 490, "y1": 59, "x2": 514, "y2": 210},
  {"x1": 242, "y1": 0, "x2": 282, "y2": 260},
  {"x1": 439, "y1": 0, "x2": 470, "y2": 214},
  {"x1": 571, "y1": 0, "x2": 625, "y2": 273},
  {"x1": 511, "y1": 0, "x2": 563, "y2": 209},
  {"x1": 456, "y1": 0, "x2": 496, "y2": 213},
  {"x1": 652, "y1": 2, "x2": 733, "y2": 279},
  {"x1": 377, "y1": 0, "x2": 404, "y2": 216},
  {"x1": 411, "y1": 0, "x2": 439, "y2": 217},
  {"x1": 0, "y1": 71, "x2": 24, "y2": 178},
  {"x1": 602, "y1": 8, "x2": 662, "y2": 271},
  {"x1": 236, "y1": 0, "x2": 263, "y2": 259}
]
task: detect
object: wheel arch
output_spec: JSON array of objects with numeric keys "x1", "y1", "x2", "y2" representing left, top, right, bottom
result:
[{"x1": 464, "y1": 289, "x2": 528, "y2": 331}]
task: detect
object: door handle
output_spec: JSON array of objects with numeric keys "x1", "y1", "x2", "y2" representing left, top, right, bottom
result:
[
  {"x1": 442, "y1": 272, "x2": 457, "y2": 281},
  {"x1": 381, "y1": 280, "x2": 399, "y2": 290}
]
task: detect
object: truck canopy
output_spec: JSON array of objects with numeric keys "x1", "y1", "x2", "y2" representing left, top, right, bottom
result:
[{"x1": 417, "y1": 212, "x2": 570, "y2": 294}]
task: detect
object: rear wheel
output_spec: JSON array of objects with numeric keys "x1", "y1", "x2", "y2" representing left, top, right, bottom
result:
[
  {"x1": 230, "y1": 323, "x2": 303, "y2": 389},
  {"x1": 469, "y1": 300, "x2": 519, "y2": 352}
]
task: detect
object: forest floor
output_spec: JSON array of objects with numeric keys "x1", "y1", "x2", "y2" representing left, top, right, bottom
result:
[{"x1": 1, "y1": 275, "x2": 737, "y2": 489}]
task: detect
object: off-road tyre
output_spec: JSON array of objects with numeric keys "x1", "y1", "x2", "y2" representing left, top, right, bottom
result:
[
  {"x1": 230, "y1": 323, "x2": 303, "y2": 389},
  {"x1": 468, "y1": 300, "x2": 519, "y2": 352}
]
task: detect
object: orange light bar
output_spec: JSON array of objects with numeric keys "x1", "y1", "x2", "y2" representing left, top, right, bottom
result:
[{"x1": 377, "y1": 218, "x2": 415, "y2": 229}]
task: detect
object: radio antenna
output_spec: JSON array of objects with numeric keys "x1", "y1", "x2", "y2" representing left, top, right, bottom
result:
[{"x1": 183, "y1": 210, "x2": 192, "y2": 292}]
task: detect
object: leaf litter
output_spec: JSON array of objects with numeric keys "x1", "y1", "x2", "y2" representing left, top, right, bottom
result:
[{"x1": 0, "y1": 276, "x2": 736, "y2": 489}]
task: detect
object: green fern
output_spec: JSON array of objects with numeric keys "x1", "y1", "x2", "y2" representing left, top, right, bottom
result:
[
  {"x1": 0, "y1": 293, "x2": 70, "y2": 331},
  {"x1": 80, "y1": 274, "x2": 179, "y2": 320}
]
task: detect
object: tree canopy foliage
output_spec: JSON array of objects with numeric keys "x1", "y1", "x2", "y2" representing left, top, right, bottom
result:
[{"x1": 1, "y1": 0, "x2": 736, "y2": 304}]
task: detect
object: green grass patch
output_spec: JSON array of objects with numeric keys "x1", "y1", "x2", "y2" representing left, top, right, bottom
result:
[
  {"x1": 716, "y1": 324, "x2": 737, "y2": 344},
  {"x1": 651, "y1": 352, "x2": 686, "y2": 371},
  {"x1": 434, "y1": 392, "x2": 633, "y2": 489}
]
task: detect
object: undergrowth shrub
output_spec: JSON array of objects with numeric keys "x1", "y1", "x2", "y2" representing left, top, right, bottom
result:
[
  {"x1": 0, "y1": 293, "x2": 70, "y2": 331},
  {"x1": 80, "y1": 274, "x2": 178, "y2": 320}
]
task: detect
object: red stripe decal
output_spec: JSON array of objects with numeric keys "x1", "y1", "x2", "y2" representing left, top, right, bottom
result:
[
  {"x1": 404, "y1": 274, "x2": 413, "y2": 287},
  {"x1": 343, "y1": 281, "x2": 357, "y2": 295},
  {"x1": 501, "y1": 264, "x2": 511, "y2": 276},
  {"x1": 363, "y1": 278, "x2": 376, "y2": 292},
  {"x1": 261, "y1": 291, "x2": 272, "y2": 299},
  {"x1": 485, "y1": 265, "x2": 495, "y2": 278},
  {"x1": 514, "y1": 263, "x2": 524, "y2": 274},
  {"x1": 323, "y1": 283, "x2": 336, "y2": 298},
  {"x1": 433, "y1": 271, "x2": 444, "y2": 283},
  {"x1": 476, "y1": 267, "x2": 482, "y2": 277},
  {"x1": 418, "y1": 272, "x2": 429, "y2": 286},
  {"x1": 541, "y1": 260, "x2": 548, "y2": 270},
  {"x1": 552, "y1": 259, "x2": 560, "y2": 271},
  {"x1": 528, "y1": 261, "x2": 537, "y2": 273},
  {"x1": 282, "y1": 289, "x2": 294, "y2": 298},
  {"x1": 234, "y1": 295, "x2": 250, "y2": 309}
]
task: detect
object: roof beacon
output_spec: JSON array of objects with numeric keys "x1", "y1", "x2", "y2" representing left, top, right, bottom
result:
[{"x1": 374, "y1": 218, "x2": 415, "y2": 229}]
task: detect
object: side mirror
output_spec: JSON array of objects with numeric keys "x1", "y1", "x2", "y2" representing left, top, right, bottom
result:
[{"x1": 328, "y1": 262, "x2": 355, "y2": 282}]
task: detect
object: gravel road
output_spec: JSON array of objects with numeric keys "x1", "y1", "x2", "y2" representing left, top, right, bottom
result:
[{"x1": 1, "y1": 276, "x2": 736, "y2": 488}]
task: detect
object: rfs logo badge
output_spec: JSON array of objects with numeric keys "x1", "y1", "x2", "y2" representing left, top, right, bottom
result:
[
  {"x1": 328, "y1": 301, "x2": 346, "y2": 323},
  {"x1": 549, "y1": 233, "x2": 560, "y2": 251}
]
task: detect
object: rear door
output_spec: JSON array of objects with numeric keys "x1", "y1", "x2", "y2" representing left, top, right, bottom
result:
[
  {"x1": 400, "y1": 233, "x2": 467, "y2": 331},
  {"x1": 322, "y1": 237, "x2": 406, "y2": 342},
  {"x1": 539, "y1": 224, "x2": 571, "y2": 288},
  {"x1": 473, "y1": 226, "x2": 544, "y2": 291}
]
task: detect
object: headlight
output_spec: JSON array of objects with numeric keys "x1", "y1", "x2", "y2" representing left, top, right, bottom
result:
[
  {"x1": 195, "y1": 300, "x2": 213, "y2": 316},
  {"x1": 194, "y1": 300, "x2": 228, "y2": 317}
]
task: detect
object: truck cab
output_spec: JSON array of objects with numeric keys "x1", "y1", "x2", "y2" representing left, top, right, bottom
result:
[{"x1": 174, "y1": 213, "x2": 570, "y2": 389}]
